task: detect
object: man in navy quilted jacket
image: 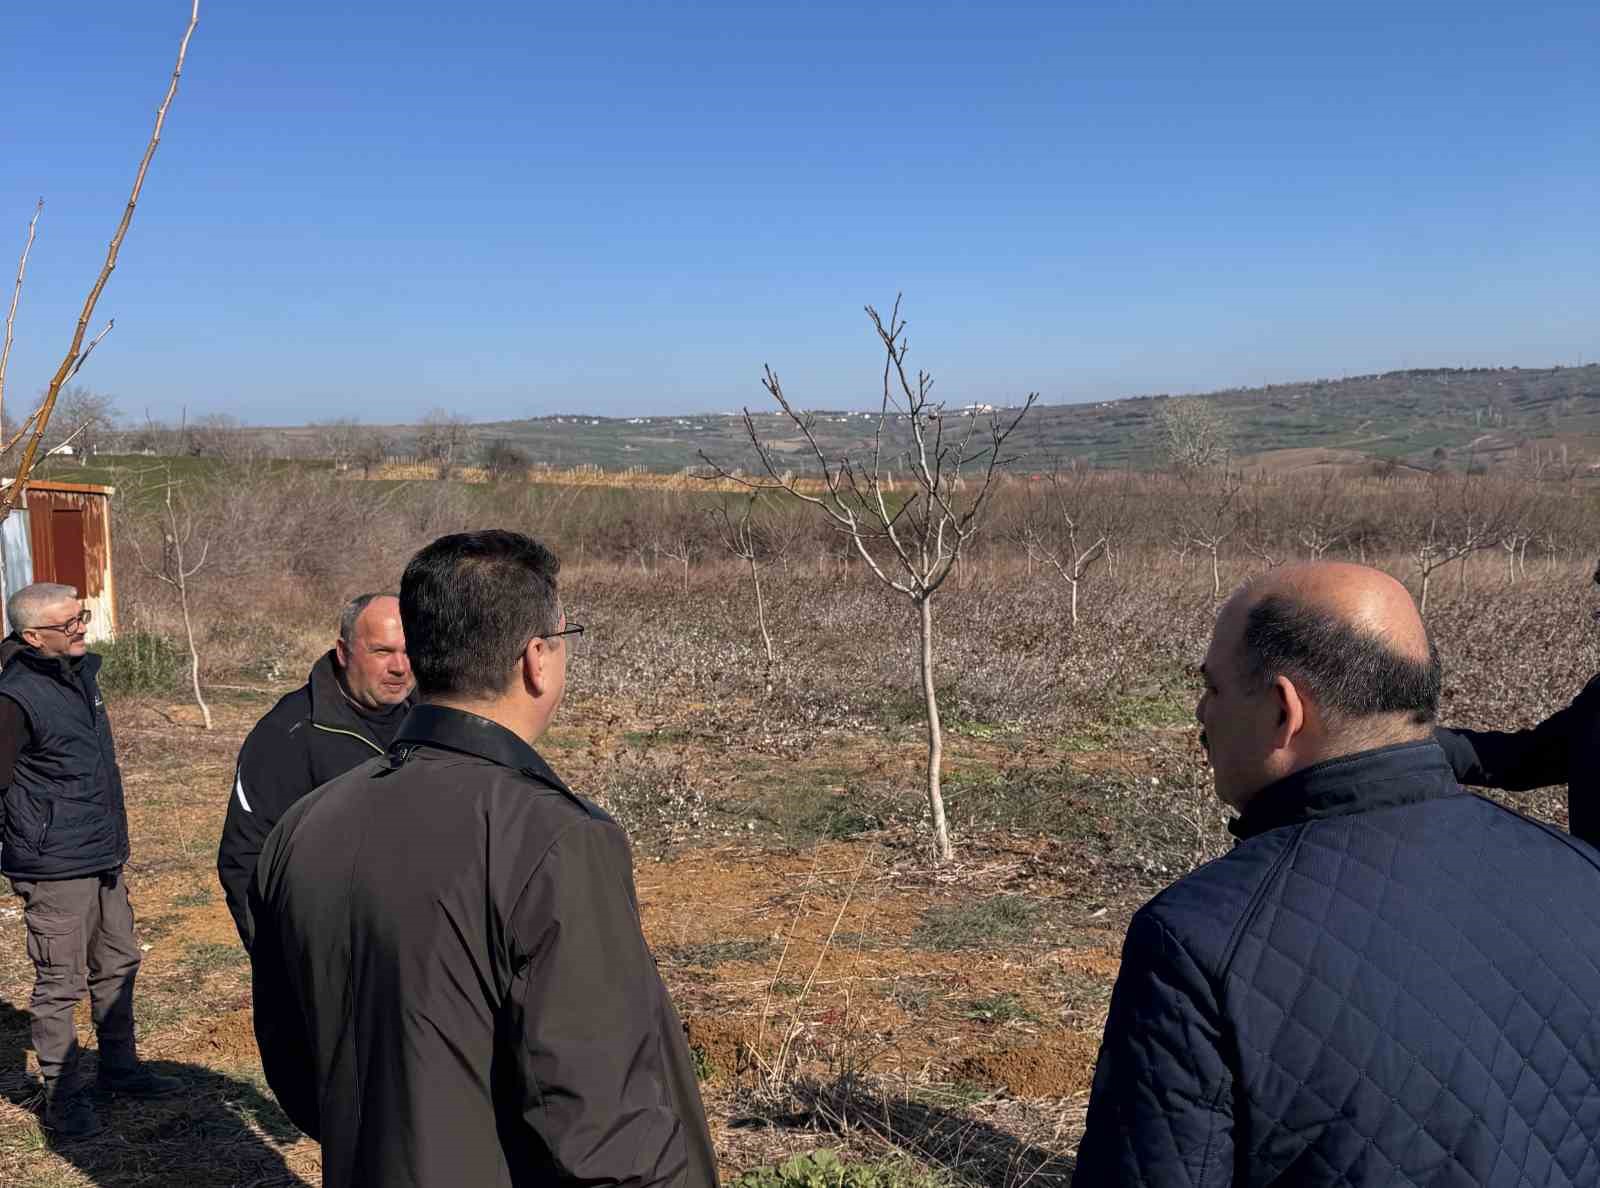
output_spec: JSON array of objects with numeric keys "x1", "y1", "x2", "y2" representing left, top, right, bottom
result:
[{"x1": 1077, "y1": 562, "x2": 1600, "y2": 1186}]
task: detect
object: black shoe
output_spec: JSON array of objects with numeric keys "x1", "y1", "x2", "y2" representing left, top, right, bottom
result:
[
  {"x1": 96, "y1": 1063, "x2": 183, "y2": 1099},
  {"x1": 42, "y1": 1088, "x2": 102, "y2": 1140}
]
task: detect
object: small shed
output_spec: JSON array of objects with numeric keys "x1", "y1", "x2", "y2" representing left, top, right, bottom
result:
[{"x1": 0, "y1": 479, "x2": 118, "y2": 643}]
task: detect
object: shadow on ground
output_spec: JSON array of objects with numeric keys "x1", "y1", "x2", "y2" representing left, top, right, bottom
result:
[
  {"x1": 1, "y1": 996, "x2": 311, "y2": 1187},
  {"x1": 776, "y1": 1077, "x2": 1077, "y2": 1187}
]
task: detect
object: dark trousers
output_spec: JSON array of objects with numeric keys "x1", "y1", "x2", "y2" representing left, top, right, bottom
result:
[{"x1": 10, "y1": 870, "x2": 143, "y2": 1087}]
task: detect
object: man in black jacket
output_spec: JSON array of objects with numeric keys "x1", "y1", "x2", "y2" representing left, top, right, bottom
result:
[
  {"x1": 1434, "y1": 560, "x2": 1600, "y2": 846},
  {"x1": 0, "y1": 583, "x2": 179, "y2": 1140},
  {"x1": 216, "y1": 592, "x2": 412, "y2": 949},
  {"x1": 250, "y1": 530, "x2": 717, "y2": 1188},
  {"x1": 1077, "y1": 562, "x2": 1600, "y2": 1185}
]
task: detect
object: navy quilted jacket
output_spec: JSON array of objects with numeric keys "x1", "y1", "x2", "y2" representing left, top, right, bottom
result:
[{"x1": 1076, "y1": 741, "x2": 1600, "y2": 1186}]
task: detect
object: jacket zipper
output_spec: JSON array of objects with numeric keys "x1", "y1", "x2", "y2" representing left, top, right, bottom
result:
[{"x1": 309, "y1": 722, "x2": 384, "y2": 755}]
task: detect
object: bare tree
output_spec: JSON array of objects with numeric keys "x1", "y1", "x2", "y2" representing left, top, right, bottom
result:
[
  {"x1": 46, "y1": 386, "x2": 119, "y2": 462},
  {"x1": 1409, "y1": 473, "x2": 1527, "y2": 614},
  {"x1": 0, "y1": 3, "x2": 200, "y2": 524},
  {"x1": 1178, "y1": 468, "x2": 1244, "y2": 599},
  {"x1": 713, "y1": 495, "x2": 776, "y2": 668},
  {"x1": 1155, "y1": 397, "x2": 1232, "y2": 472},
  {"x1": 417, "y1": 409, "x2": 472, "y2": 480},
  {"x1": 129, "y1": 467, "x2": 212, "y2": 729},
  {"x1": 480, "y1": 438, "x2": 531, "y2": 483},
  {"x1": 704, "y1": 298, "x2": 1036, "y2": 861},
  {"x1": 1011, "y1": 464, "x2": 1125, "y2": 625},
  {"x1": 184, "y1": 411, "x2": 244, "y2": 460},
  {"x1": 317, "y1": 417, "x2": 362, "y2": 470},
  {"x1": 352, "y1": 427, "x2": 391, "y2": 479}
]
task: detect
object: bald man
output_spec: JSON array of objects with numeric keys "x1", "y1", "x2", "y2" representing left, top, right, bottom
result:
[
  {"x1": 1077, "y1": 563, "x2": 1600, "y2": 1186},
  {"x1": 217, "y1": 593, "x2": 413, "y2": 950}
]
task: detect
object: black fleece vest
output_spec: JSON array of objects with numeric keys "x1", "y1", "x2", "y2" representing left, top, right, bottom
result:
[{"x1": 0, "y1": 649, "x2": 128, "y2": 879}]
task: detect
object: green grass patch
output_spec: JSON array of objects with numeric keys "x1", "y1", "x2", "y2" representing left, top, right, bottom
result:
[
  {"x1": 733, "y1": 1150, "x2": 945, "y2": 1188},
  {"x1": 963, "y1": 993, "x2": 1039, "y2": 1024},
  {"x1": 180, "y1": 941, "x2": 248, "y2": 978},
  {"x1": 172, "y1": 885, "x2": 214, "y2": 908},
  {"x1": 662, "y1": 938, "x2": 774, "y2": 967},
  {"x1": 940, "y1": 761, "x2": 1096, "y2": 838},
  {"x1": 913, "y1": 896, "x2": 1039, "y2": 952}
]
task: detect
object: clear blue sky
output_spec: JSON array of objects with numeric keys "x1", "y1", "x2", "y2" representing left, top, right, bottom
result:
[{"x1": 2, "y1": 1, "x2": 1595, "y2": 425}]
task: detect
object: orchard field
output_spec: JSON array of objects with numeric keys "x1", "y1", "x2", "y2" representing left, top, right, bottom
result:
[{"x1": 1, "y1": 459, "x2": 1595, "y2": 1187}]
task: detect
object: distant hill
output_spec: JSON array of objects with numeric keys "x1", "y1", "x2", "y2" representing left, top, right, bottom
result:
[{"x1": 241, "y1": 364, "x2": 1600, "y2": 475}]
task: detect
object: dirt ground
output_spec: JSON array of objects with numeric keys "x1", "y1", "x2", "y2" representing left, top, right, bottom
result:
[{"x1": 0, "y1": 686, "x2": 1185, "y2": 1188}]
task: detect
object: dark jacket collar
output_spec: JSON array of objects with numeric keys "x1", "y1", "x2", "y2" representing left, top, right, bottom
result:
[
  {"x1": 1, "y1": 639, "x2": 97, "y2": 685},
  {"x1": 393, "y1": 703, "x2": 569, "y2": 793},
  {"x1": 307, "y1": 650, "x2": 413, "y2": 737},
  {"x1": 1229, "y1": 739, "x2": 1459, "y2": 841}
]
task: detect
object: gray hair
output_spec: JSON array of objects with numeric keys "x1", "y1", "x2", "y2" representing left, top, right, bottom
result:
[
  {"x1": 338, "y1": 592, "x2": 397, "y2": 645},
  {"x1": 7, "y1": 582, "x2": 79, "y2": 632}
]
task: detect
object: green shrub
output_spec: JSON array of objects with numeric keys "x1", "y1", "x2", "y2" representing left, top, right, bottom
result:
[
  {"x1": 732, "y1": 1150, "x2": 944, "y2": 1188},
  {"x1": 96, "y1": 631, "x2": 186, "y2": 694}
]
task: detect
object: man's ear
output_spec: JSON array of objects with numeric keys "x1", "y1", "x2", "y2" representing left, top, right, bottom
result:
[
  {"x1": 521, "y1": 636, "x2": 547, "y2": 698},
  {"x1": 1270, "y1": 674, "x2": 1306, "y2": 748},
  {"x1": 334, "y1": 637, "x2": 350, "y2": 669}
]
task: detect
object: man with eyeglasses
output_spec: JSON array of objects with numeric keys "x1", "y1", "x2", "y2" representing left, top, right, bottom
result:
[
  {"x1": 0, "y1": 583, "x2": 179, "y2": 1140},
  {"x1": 250, "y1": 530, "x2": 715, "y2": 1188}
]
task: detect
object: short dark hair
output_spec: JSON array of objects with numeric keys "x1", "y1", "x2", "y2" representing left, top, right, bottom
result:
[
  {"x1": 338, "y1": 592, "x2": 395, "y2": 645},
  {"x1": 400, "y1": 531, "x2": 561, "y2": 699},
  {"x1": 1240, "y1": 594, "x2": 1441, "y2": 726}
]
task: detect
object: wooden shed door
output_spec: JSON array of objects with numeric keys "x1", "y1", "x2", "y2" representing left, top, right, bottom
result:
[{"x1": 48, "y1": 509, "x2": 87, "y2": 598}]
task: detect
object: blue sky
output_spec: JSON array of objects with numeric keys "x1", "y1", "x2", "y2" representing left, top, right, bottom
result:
[{"x1": 1, "y1": 1, "x2": 1594, "y2": 425}]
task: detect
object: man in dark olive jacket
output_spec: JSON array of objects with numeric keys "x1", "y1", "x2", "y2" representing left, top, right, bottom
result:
[
  {"x1": 1434, "y1": 561, "x2": 1600, "y2": 846},
  {"x1": 0, "y1": 583, "x2": 179, "y2": 1141},
  {"x1": 216, "y1": 592, "x2": 413, "y2": 949},
  {"x1": 1077, "y1": 562, "x2": 1600, "y2": 1186},
  {"x1": 249, "y1": 530, "x2": 717, "y2": 1188}
]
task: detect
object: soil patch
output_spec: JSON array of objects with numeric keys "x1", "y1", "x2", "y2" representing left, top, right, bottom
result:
[{"x1": 955, "y1": 1031, "x2": 1103, "y2": 1098}]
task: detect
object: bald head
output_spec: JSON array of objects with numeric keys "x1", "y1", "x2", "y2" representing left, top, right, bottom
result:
[
  {"x1": 1230, "y1": 563, "x2": 1431, "y2": 668},
  {"x1": 1220, "y1": 563, "x2": 1440, "y2": 735},
  {"x1": 1198, "y1": 563, "x2": 1441, "y2": 810}
]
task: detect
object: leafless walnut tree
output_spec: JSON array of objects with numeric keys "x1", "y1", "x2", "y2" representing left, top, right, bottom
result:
[
  {"x1": 1409, "y1": 472, "x2": 1529, "y2": 615},
  {"x1": 704, "y1": 298, "x2": 1036, "y2": 861},
  {"x1": 0, "y1": 2, "x2": 200, "y2": 525},
  {"x1": 713, "y1": 495, "x2": 776, "y2": 669},
  {"x1": 1177, "y1": 467, "x2": 1244, "y2": 599},
  {"x1": 1010, "y1": 462, "x2": 1128, "y2": 625},
  {"x1": 128, "y1": 467, "x2": 212, "y2": 729}
]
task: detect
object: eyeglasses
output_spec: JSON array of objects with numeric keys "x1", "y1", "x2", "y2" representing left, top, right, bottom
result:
[
  {"x1": 31, "y1": 608, "x2": 92, "y2": 635},
  {"x1": 542, "y1": 622, "x2": 585, "y2": 642}
]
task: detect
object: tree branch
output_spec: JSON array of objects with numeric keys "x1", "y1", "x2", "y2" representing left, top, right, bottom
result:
[
  {"x1": 0, "y1": 0, "x2": 200, "y2": 523},
  {"x1": 0, "y1": 199, "x2": 42, "y2": 423}
]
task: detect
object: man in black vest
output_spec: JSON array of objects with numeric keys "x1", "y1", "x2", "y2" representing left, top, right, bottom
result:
[
  {"x1": 217, "y1": 592, "x2": 414, "y2": 950},
  {"x1": 0, "y1": 583, "x2": 178, "y2": 1140}
]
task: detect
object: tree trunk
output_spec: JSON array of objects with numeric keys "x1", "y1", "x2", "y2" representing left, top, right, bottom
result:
[
  {"x1": 749, "y1": 552, "x2": 774, "y2": 667},
  {"x1": 918, "y1": 596, "x2": 952, "y2": 862},
  {"x1": 178, "y1": 577, "x2": 211, "y2": 730},
  {"x1": 1070, "y1": 577, "x2": 1080, "y2": 627},
  {"x1": 1420, "y1": 570, "x2": 1432, "y2": 616},
  {"x1": 1211, "y1": 547, "x2": 1222, "y2": 599},
  {"x1": 1458, "y1": 554, "x2": 1468, "y2": 597}
]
